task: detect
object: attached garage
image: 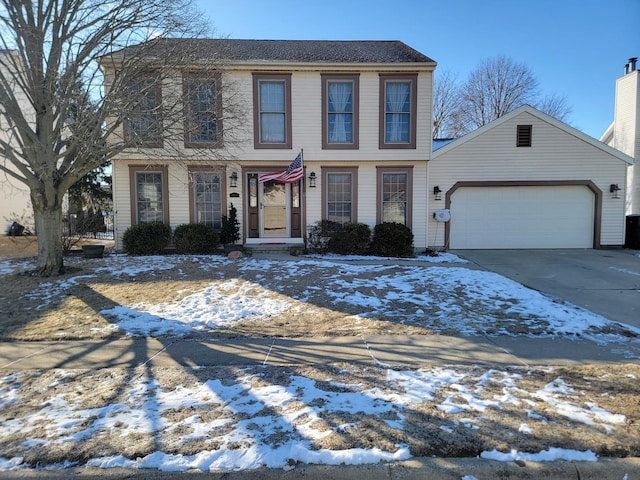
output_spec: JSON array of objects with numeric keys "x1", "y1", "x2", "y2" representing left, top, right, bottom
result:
[
  {"x1": 448, "y1": 183, "x2": 596, "y2": 249},
  {"x1": 428, "y1": 106, "x2": 633, "y2": 250}
]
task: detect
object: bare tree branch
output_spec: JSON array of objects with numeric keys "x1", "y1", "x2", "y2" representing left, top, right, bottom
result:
[
  {"x1": 432, "y1": 69, "x2": 461, "y2": 139},
  {"x1": 0, "y1": 0, "x2": 243, "y2": 276}
]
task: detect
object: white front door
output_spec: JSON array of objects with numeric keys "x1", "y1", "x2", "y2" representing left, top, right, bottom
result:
[{"x1": 260, "y1": 180, "x2": 289, "y2": 237}]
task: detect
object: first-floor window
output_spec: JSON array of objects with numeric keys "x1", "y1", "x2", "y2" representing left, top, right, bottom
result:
[
  {"x1": 322, "y1": 167, "x2": 358, "y2": 225},
  {"x1": 382, "y1": 173, "x2": 407, "y2": 224},
  {"x1": 327, "y1": 173, "x2": 352, "y2": 223},
  {"x1": 135, "y1": 172, "x2": 164, "y2": 224},
  {"x1": 193, "y1": 172, "x2": 222, "y2": 229},
  {"x1": 377, "y1": 167, "x2": 412, "y2": 227}
]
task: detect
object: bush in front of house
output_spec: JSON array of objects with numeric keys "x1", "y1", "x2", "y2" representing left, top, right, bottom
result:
[
  {"x1": 220, "y1": 203, "x2": 240, "y2": 245},
  {"x1": 327, "y1": 222, "x2": 371, "y2": 255},
  {"x1": 306, "y1": 220, "x2": 344, "y2": 253},
  {"x1": 173, "y1": 223, "x2": 219, "y2": 254},
  {"x1": 122, "y1": 223, "x2": 172, "y2": 255},
  {"x1": 371, "y1": 222, "x2": 414, "y2": 258}
]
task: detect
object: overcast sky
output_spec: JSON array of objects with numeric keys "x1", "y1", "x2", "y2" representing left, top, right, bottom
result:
[{"x1": 195, "y1": 0, "x2": 639, "y2": 139}]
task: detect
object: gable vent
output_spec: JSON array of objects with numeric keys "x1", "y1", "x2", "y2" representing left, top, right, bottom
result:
[{"x1": 517, "y1": 124, "x2": 532, "y2": 147}]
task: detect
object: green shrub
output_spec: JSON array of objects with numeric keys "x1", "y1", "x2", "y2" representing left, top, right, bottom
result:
[
  {"x1": 220, "y1": 203, "x2": 240, "y2": 245},
  {"x1": 371, "y1": 222, "x2": 414, "y2": 258},
  {"x1": 173, "y1": 223, "x2": 219, "y2": 254},
  {"x1": 327, "y1": 222, "x2": 371, "y2": 255},
  {"x1": 306, "y1": 220, "x2": 344, "y2": 253},
  {"x1": 122, "y1": 223, "x2": 172, "y2": 255}
]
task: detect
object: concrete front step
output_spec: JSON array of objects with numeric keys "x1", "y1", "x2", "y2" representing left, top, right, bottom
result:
[{"x1": 243, "y1": 243, "x2": 305, "y2": 254}]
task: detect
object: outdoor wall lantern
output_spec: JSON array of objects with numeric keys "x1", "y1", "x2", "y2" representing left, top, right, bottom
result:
[
  {"x1": 308, "y1": 171, "x2": 317, "y2": 188},
  {"x1": 610, "y1": 183, "x2": 620, "y2": 199},
  {"x1": 229, "y1": 171, "x2": 238, "y2": 188},
  {"x1": 433, "y1": 185, "x2": 442, "y2": 201}
]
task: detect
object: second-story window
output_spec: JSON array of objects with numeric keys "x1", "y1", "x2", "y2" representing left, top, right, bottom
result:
[
  {"x1": 124, "y1": 76, "x2": 162, "y2": 147},
  {"x1": 184, "y1": 73, "x2": 222, "y2": 147},
  {"x1": 322, "y1": 74, "x2": 359, "y2": 149},
  {"x1": 379, "y1": 74, "x2": 417, "y2": 149},
  {"x1": 253, "y1": 73, "x2": 292, "y2": 149}
]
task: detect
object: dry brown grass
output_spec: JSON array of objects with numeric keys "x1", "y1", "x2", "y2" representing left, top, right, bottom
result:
[
  {"x1": 1, "y1": 237, "x2": 639, "y2": 467},
  {"x1": 0, "y1": 236, "x2": 433, "y2": 341}
]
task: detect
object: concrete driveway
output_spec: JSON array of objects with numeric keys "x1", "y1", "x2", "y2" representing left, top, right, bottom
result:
[{"x1": 450, "y1": 249, "x2": 640, "y2": 329}]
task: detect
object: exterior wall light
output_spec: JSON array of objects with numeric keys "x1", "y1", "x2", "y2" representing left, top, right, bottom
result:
[
  {"x1": 610, "y1": 183, "x2": 620, "y2": 199},
  {"x1": 230, "y1": 171, "x2": 238, "y2": 188},
  {"x1": 433, "y1": 185, "x2": 442, "y2": 201},
  {"x1": 309, "y1": 172, "x2": 317, "y2": 188}
]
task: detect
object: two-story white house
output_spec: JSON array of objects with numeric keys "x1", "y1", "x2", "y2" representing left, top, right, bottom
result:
[{"x1": 105, "y1": 39, "x2": 436, "y2": 251}]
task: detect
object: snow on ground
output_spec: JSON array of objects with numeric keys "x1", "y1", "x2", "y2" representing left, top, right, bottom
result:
[
  {"x1": 91, "y1": 254, "x2": 640, "y2": 344},
  {"x1": 0, "y1": 252, "x2": 638, "y2": 472},
  {"x1": 0, "y1": 366, "x2": 617, "y2": 472}
]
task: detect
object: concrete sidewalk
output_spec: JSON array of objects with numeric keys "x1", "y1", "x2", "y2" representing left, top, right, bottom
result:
[
  {"x1": 1, "y1": 456, "x2": 639, "y2": 480},
  {"x1": 1, "y1": 334, "x2": 638, "y2": 371}
]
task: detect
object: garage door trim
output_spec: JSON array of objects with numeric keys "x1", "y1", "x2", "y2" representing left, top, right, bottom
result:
[{"x1": 444, "y1": 180, "x2": 602, "y2": 249}]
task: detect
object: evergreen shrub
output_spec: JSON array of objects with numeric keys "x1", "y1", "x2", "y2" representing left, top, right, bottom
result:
[
  {"x1": 122, "y1": 223, "x2": 172, "y2": 255},
  {"x1": 327, "y1": 222, "x2": 371, "y2": 255},
  {"x1": 173, "y1": 223, "x2": 219, "y2": 254},
  {"x1": 371, "y1": 222, "x2": 414, "y2": 257}
]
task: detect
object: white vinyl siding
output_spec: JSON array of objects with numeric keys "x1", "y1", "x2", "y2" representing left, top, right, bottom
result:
[
  {"x1": 111, "y1": 65, "x2": 434, "y2": 250},
  {"x1": 429, "y1": 111, "x2": 628, "y2": 248}
]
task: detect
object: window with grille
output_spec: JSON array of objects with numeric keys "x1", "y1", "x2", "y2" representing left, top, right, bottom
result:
[
  {"x1": 135, "y1": 172, "x2": 164, "y2": 224},
  {"x1": 382, "y1": 173, "x2": 408, "y2": 224},
  {"x1": 184, "y1": 74, "x2": 221, "y2": 147},
  {"x1": 124, "y1": 77, "x2": 162, "y2": 147},
  {"x1": 193, "y1": 172, "x2": 222, "y2": 229}
]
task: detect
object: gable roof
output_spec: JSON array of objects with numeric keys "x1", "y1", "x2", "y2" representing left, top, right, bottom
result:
[
  {"x1": 109, "y1": 38, "x2": 435, "y2": 65},
  {"x1": 432, "y1": 105, "x2": 635, "y2": 165}
]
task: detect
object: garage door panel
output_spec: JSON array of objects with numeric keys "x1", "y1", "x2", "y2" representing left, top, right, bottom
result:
[{"x1": 449, "y1": 186, "x2": 594, "y2": 249}]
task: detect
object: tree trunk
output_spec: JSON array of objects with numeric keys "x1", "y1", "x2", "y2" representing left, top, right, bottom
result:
[{"x1": 32, "y1": 201, "x2": 65, "y2": 276}]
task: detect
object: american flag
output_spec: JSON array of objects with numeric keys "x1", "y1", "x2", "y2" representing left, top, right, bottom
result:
[{"x1": 258, "y1": 152, "x2": 304, "y2": 184}]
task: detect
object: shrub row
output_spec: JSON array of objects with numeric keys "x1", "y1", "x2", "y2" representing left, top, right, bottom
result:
[
  {"x1": 122, "y1": 223, "x2": 220, "y2": 255},
  {"x1": 307, "y1": 221, "x2": 414, "y2": 258}
]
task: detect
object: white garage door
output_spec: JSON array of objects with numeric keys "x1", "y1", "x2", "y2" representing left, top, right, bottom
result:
[{"x1": 449, "y1": 186, "x2": 594, "y2": 249}]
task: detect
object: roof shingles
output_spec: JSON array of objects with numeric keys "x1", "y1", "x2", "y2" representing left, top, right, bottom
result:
[{"x1": 114, "y1": 38, "x2": 435, "y2": 64}]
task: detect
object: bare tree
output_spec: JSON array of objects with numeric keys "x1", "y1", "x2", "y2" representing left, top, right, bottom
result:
[
  {"x1": 454, "y1": 55, "x2": 571, "y2": 135},
  {"x1": 432, "y1": 70, "x2": 461, "y2": 139},
  {"x1": 0, "y1": 0, "x2": 239, "y2": 276},
  {"x1": 535, "y1": 92, "x2": 572, "y2": 122}
]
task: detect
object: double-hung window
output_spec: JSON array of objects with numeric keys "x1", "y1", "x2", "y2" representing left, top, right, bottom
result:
[
  {"x1": 124, "y1": 76, "x2": 162, "y2": 147},
  {"x1": 322, "y1": 74, "x2": 359, "y2": 149},
  {"x1": 189, "y1": 168, "x2": 223, "y2": 229},
  {"x1": 379, "y1": 74, "x2": 417, "y2": 149},
  {"x1": 129, "y1": 166, "x2": 169, "y2": 225},
  {"x1": 377, "y1": 167, "x2": 413, "y2": 227},
  {"x1": 184, "y1": 73, "x2": 222, "y2": 147},
  {"x1": 253, "y1": 73, "x2": 292, "y2": 149},
  {"x1": 322, "y1": 167, "x2": 358, "y2": 224}
]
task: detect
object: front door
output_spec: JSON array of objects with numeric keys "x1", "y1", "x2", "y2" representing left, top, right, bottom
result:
[{"x1": 260, "y1": 180, "x2": 288, "y2": 237}]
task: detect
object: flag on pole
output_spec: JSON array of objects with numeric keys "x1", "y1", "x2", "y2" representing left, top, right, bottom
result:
[{"x1": 258, "y1": 151, "x2": 304, "y2": 184}]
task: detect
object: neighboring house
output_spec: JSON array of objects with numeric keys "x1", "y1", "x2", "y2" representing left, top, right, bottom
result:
[
  {"x1": 0, "y1": 50, "x2": 33, "y2": 233},
  {"x1": 105, "y1": 39, "x2": 436, "y2": 251},
  {"x1": 428, "y1": 105, "x2": 633, "y2": 249},
  {"x1": 601, "y1": 57, "x2": 639, "y2": 216}
]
